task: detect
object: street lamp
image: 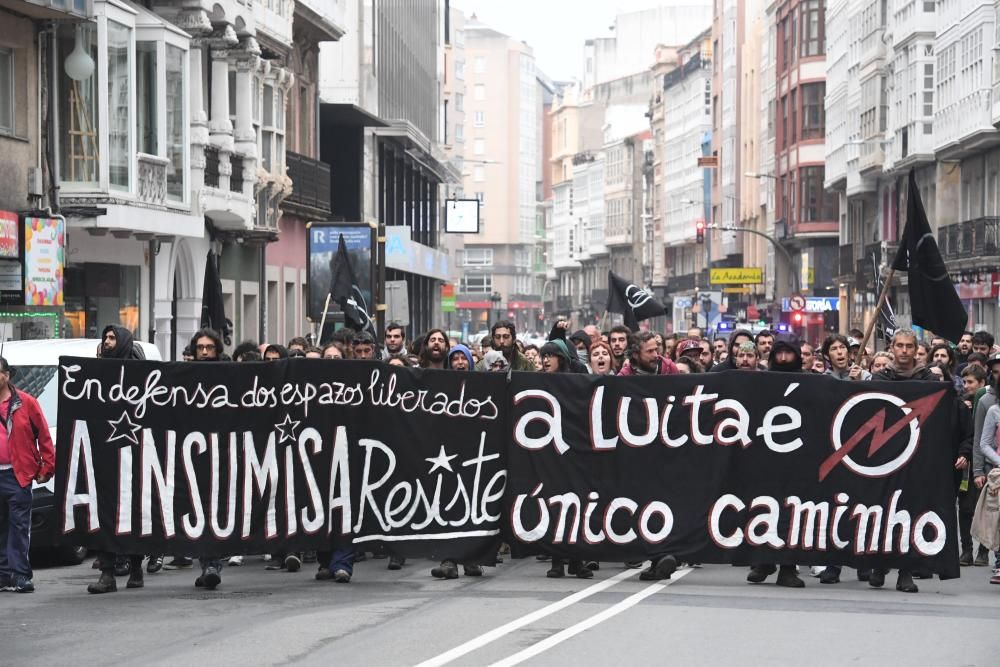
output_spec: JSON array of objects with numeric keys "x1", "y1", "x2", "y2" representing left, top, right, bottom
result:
[{"x1": 490, "y1": 291, "x2": 502, "y2": 325}]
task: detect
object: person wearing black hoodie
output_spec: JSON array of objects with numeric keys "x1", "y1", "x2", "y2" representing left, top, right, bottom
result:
[
  {"x1": 745, "y1": 340, "x2": 807, "y2": 589},
  {"x1": 710, "y1": 329, "x2": 754, "y2": 372},
  {"x1": 88, "y1": 325, "x2": 146, "y2": 594}
]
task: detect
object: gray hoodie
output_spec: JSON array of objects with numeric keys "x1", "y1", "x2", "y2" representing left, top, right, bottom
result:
[{"x1": 974, "y1": 387, "x2": 999, "y2": 475}]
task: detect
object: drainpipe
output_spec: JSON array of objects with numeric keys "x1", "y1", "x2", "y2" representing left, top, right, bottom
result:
[{"x1": 148, "y1": 239, "x2": 157, "y2": 344}]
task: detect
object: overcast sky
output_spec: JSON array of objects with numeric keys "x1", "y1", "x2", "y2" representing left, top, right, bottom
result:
[{"x1": 453, "y1": 0, "x2": 670, "y2": 81}]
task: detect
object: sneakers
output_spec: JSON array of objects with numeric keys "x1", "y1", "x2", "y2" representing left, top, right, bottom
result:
[
  {"x1": 463, "y1": 564, "x2": 483, "y2": 577},
  {"x1": 868, "y1": 570, "x2": 886, "y2": 588},
  {"x1": 227, "y1": 555, "x2": 244, "y2": 567},
  {"x1": 387, "y1": 556, "x2": 405, "y2": 571},
  {"x1": 333, "y1": 569, "x2": 351, "y2": 583},
  {"x1": 959, "y1": 549, "x2": 974, "y2": 566},
  {"x1": 88, "y1": 571, "x2": 117, "y2": 594},
  {"x1": 11, "y1": 576, "x2": 34, "y2": 594},
  {"x1": 546, "y1": 564, "x2": 565, "y2": 578},
  {"x1": 974, "y1": 546, "x2": 990, "y2": 567},
  {"x1": 809, "y1": 565, "x2": 826, "y2": 577},
  {"x1": 285, "y1": 554, "x2": 302, "y2": 573},
  {"x1": 989, "y1": 568, "x2": 1000, "y2": 585},
  {"x1": 746, "y1": 564, "x2": 777, "y2": 584},
  {"x1": 146, "y1": 555, "x2": 164, "y2": 574},
  {"x1": 624, "y1": 561, "x2": 644, "y2": 569},
  {"x1": 315, "y1": 567, "x2": 334, "y2": 581},
  {"x1": 896, "y1": 571, "x2": 918, "y2": 593},
  {"x1": 164, "y1": 557, "x2": 193, "y2": 570},
  {"x1": 431, "y1": 560, "x2": 459, "y2": 580},
  {"x1": 113, "y1": 557, "x2": 131, "y2": 577},
  {"x1": 201, "y1": 566, "x2": 221, "y2": 590}
]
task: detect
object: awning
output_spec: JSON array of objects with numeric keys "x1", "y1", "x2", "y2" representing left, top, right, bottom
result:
[{"x1": 320, "y1": 103, "x2": 389, "y2": 128}]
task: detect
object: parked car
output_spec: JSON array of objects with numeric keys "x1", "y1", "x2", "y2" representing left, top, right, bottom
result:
[{"x1": 3, "y1": 338, "x2": 161, "y2": 564}]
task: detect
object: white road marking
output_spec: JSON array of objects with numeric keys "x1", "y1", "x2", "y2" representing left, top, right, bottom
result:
[
  {"x1": 414, "y1": 565, "x2": 645, "y2": 667},
  {"x1": 488, "y1": 568, "x2": 693, "y2": 667}
]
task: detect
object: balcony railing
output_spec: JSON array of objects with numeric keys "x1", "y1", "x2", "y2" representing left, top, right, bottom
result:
[
  {"x1": 938, "y1": 217, "x2": 1000, "y2": 259},
  {"x1": 136, "y1": 153, "x2": 168, "y2": 206},
  {"x1": 838, "y1": 243, "x2": 854, "y2": 277},
  {"x1": 286, "y1": 151, "x2": 331, "y2": 213}
]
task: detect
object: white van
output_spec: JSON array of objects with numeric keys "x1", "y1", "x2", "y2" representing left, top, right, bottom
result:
[{"x1": 3, "y1": 338, "x2": 161, "y2": 563}]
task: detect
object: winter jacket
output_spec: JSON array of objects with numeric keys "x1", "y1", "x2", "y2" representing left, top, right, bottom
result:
[
  {"x1": 100, "y1": 324, "x2": 146, "y2": 360},
  {"x1": 973, "y1": 387, "x2": 998, "y2": 477},
  {"x1": 2, "y1": 385, "x2": 54, "y2": 488},
  {"x1": 971, "y1": 468, "x2": 1000, "y2": 551},
  {"x1": 979, "y1": 404, "x2": 1000, "y2": 470},
  {"x1": 474, "y1": 348, "x2": 535, "y2": 372},
  {"x1": 617, "y1": 356, "x2": 679, "y2": 376},
  {"x1": 827, "y1": 366, "x2": 871, "y2": 381}
]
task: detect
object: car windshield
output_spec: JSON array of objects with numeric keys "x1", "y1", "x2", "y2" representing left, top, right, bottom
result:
[{"x1": 13, "y1": 365, "x2": 59, "y2": 426}]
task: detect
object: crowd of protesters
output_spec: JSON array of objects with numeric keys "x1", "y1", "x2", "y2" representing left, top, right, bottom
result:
[{"x1": 2, "y1": 318, "x2": 999, "y2": 597}]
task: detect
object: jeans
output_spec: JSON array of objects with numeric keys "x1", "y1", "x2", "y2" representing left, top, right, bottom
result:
[
  {"x1": 199, "y1": 557, "x2": 224, "y2": 573},
  {"x1": 329, "y1": 548, "x2": 355, "y2": 576},
  {"x1": 0, "y1": 468, "x2": 32, "y2": 579}
]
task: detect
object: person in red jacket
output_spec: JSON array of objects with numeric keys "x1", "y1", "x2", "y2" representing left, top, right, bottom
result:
[{"x1": 0, "y1": 356, "x2": 55, "y2": 593}]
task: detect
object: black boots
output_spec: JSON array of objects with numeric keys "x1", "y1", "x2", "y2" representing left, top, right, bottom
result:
[{"x1": 88, "y1": 570, "x2": 117, "y2": 594}]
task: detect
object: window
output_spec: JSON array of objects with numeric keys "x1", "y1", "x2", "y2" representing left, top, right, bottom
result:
[
  {"x1": 136, "y1": 42, "x2": 157, "y2": 155},
  {"x1": 463, "y1": 248, "x2": 493, "y2": 266},
  {"x1": 801, "y1": 82, "x2": 824, "y2": 139},
  {"x1": 165, "y1": 45, "x2": 186, "y2": 201},
  {"x1": 799, "y1": 166, "x2": 838, "y2": 223},
  {"x1": 473, "y1": 138, "x2": 485, "y2": 155},
  {"x1": 107, "y1": 20, "x2": 132, "y2": 190},
  {"x1": 473, "y1": 84, "x2": 485, "y2": 101},
  {"x1": 455, "y1": 60, "x2": 465, "y2": 80},
  {"x1": 475, "y1": 191, "x2": 485, "y2": 204},
  {"x1": 799, "y1": 0, "x2": 824, "y2": 57},
  {"x1": 0, "y1": 48, "x2": 14, "y2": 135},
  {"x1": 455, "y1": 92, "x2": 464, "y2": 112},
  {"x1": 790, "y1": 89, "x2": 797, "y2": 144},
  {"x1": 473, "y1": 110, "x2": 485, "y2": 127},
  {"x1": 460, "y1": 273, "x2": 492, "y2": 294},
  {"x1": 473, "y1": 165, "x2": 484, "y2": 182},
  {"x1": 455, "y1": 123, "x2": 464, "y2": 142}
]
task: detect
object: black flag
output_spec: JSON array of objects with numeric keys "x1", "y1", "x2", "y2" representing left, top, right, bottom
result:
[
  {"x1": 606, "y1": 271, "x2": 665, "y2": 331},
  {"x1": 891, "y1": 171, "x2": 967, "y2": 343},
  {"x1": 200, "y1": 249, "x2": 232, "y2": 346},
  {"x1": 329, "y1": 234, "x2": 375, "y2": 337}
]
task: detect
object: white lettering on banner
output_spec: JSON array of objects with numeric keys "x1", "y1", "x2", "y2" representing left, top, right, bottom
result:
[
  {"x1": 63, "y1": 420, "x2": 99, "y2": 533},
  {"x1": 61, "y1": 365, "x2": 499, "y2": 422},
  {"x1": 511, "y1": 487, "x2": 676, "y2": 546},
  {"x1": 352, "y1": 431, "x2": 505, "y2": 535},
  {"x1": 707, "y1": 491, "x2": 946, "y2": 556},
  {"x1": 516, "y1": 383, "x2": 806, "y2": 455}
]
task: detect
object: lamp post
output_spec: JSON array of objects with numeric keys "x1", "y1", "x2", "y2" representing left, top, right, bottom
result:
[
  {"x1": 745, "y1": 171, "x2": 800, "y2": 300},
  {"x1": 489, "y1": 291, "x2": 502, "y2": 325}
]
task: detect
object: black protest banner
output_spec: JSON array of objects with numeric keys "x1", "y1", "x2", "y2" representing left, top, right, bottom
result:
[
  {"x1": 55, "y1": 358, "x2": 507, "y2": 563},
  {"x1": 506, "y1": 371, "x2": 961, "y2": 578}
]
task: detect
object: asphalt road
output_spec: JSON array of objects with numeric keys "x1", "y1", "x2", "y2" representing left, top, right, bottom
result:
[{"x1": 5, "y1": 555, "x2": 998, "y2": 665}]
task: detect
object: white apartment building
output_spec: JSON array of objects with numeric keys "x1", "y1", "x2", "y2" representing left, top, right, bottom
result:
[{"x1": 826, "y1": 0, "x2": 1000, "y2": 334}]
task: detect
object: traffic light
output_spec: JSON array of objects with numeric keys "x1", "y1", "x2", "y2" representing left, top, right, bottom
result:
[
  {"x1": 696, "y1": 220, "x2": 705, "y2": 244},
  {"x1": 792, "y1": 311, "x2": 804, "y2": 325}
]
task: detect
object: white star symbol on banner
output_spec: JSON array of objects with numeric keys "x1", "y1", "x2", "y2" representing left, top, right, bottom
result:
[
  {"x1": 275, "y1": 414, "x2": 301, "y2": 444},
  {"x1": 107, "y1": 411, "x2": 141, "y2": 446},
  {"x1": 425, "y1": 445, "x2": 458, "y2": 474}
]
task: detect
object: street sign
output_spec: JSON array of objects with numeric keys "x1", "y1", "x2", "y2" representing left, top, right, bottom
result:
[
  {"x1": 441, "y1": 283, "x2": 456, "y2": 313},
  {"x1": 710, "y1": 267, "x2": 763, "y2": 285},
  {"x1": 723, "y1": 287, "x2": 751, "y2": 293},
  {"x1": 789, "y1": 294, "x2": 807, "y2": 312}
]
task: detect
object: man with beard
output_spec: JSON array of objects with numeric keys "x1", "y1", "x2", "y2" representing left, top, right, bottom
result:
[
  {"x1": 100, "y1": 325, "x2": 146, "y2": 360},
  {"x1": 755, "y1": 330, "x2": 774, "y2": 364},
  {"x1": 475, "y1": 321, "x2": 534, "y2": 371},
  {"x1": 745, "y1": 340, "x2": 806, "y2": 588},
  {"x1": 608, "y1": 325, "x2": 631, "y2": 373},
  {"x1": 868, "y1": 329, "x2": 972, "y2": 593},
  {"x1": 711, "y1": 329, "x2": 754, "y2": 371},
  {"x1": 617, "y1": 331, "x2": 679, "y2": 376},
  {"x1": 88, "y1": 325, "x2": 148, "y2": 593},
  {"x1": 957, "y1": 331, "x2": 974, "y2": 366},
  {"x1": 419, "y1": 329, "x2": 450, "y2": 369},
  {"x1": 384, "y1": 322, "x2": 406, "y2": 358}
]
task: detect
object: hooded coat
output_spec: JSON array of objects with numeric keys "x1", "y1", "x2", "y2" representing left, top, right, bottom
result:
[
  {"x1": 447, "y1": 344, "x2": 474, "y2": 371},
  {"x1": 710, "y1": 329, "x2": 753, "y2": 372},
  {"x1": 768, "y1": 340, "x2": 803, "y2": 373},
  {"x1": 100, "y1": 325, "x2": 145, "y2": 360}
]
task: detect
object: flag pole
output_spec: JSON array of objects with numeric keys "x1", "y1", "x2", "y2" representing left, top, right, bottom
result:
[
  {"x1": 857, "y1": 267, "x2": 896, "y2": 365},
  {"x1": 318, "y1": 292, "x2": 333, "y2": 344}
]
